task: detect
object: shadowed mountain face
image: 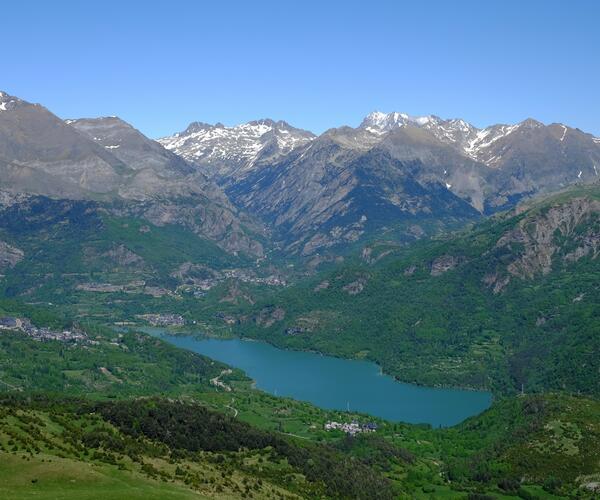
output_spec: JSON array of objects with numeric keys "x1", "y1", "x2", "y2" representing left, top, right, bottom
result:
[
  {"x1": 227, "y1": 137, "x2": 480, "y2": 255},
  {"x1": 0, "y1": 91, "x2": 264, "y2": 257}
]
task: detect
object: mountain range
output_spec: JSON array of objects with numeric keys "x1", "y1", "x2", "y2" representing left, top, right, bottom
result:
[
  {"x1": 160, "y1": 109, "x2": 600, "y2": 254},
  {"x1": 2, "y1": 89, "x2": 600, "y2": 258}
]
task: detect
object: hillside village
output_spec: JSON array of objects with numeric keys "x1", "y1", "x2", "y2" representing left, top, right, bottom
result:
[
  {"x1": 324, "y1": 420, "x2": 378, "y2": 436},
  {"x1": 0, "y1": 316, "x2": 90, "y2": 343}
]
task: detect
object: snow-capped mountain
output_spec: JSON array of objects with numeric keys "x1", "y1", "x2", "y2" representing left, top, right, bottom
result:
[
  {"x1": 360, "y1": 111, "x2": 600, "y2": 172},
  {"x1": 360, "y1": 111, "x2": 479, "y2": 151},
  {"x1": 0, "y1": 91, "x2": 21, "y2": 112},
  {"x1": 159, "y1": 119, "x2": 315, "y2": 183},
  {"x1": 156, "y1": 108, "x2": 600, "y2": 253}
]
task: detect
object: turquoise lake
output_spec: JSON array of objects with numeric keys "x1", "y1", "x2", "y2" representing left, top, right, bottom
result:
[{"x1": 147, "y1": 329, "x2": 492, "y2": 427}]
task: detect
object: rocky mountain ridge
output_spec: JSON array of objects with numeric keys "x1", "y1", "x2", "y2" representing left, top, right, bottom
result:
[
  {"x1": 0, "y1": 92, "x2": 264, "y2": 257},
  {"x1": 3, "y1": 88, "x2": 600, "y2": 258},
  {"x1": 158, "y1": 118, "x2": 315, "y2": 184},
  {"x1": 159, "y1": 109, "x2": 600, "y2": 254}
]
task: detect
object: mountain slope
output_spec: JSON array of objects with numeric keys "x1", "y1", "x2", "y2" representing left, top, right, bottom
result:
[
  {"x1": 227, "y1": 130, "x2": 480, "y2": 255},
  {"x1": 362, "y1": 111, "x2": 600, "y2": 211},
  {"x1": 479, "y1": 120, "x2": 600, "y2": 210},
  {"x1": 161, "y1": 110, "x2": 600, "y2": 256},
  {"x1": 68, "y1": 116, "x2": 192, "y2": 173},
  {"x1": 0, "y1": 92, "x2": 264, "y2": 257},
  {"x1": 211, "y1": 185, "x2": 600, "y2": 395},
  {"x1": 0, "y1": 91, "x2": 130, "y2": 199}
]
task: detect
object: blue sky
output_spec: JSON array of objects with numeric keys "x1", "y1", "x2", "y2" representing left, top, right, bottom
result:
[{"x1": 2, "y1": 0, "x2": 599, "y2": 138}]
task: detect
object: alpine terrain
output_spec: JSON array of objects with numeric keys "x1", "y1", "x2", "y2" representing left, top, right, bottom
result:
[{"x1": 0, "y1": 90, "x2": 599, "y2": 500}]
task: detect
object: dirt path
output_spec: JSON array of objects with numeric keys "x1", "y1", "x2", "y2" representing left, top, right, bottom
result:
[
  {"x1": 210, "y1": 369, "x2": 233, "y2": 392},
  {"x1": 225, "y1": 397, "x2": 238, "y2": 418},
  {"x1": 0, "y1": 379, "x2": 22, "y2": 391}
]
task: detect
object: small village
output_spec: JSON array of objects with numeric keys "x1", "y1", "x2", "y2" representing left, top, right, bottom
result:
[
  {"x1": 324, "y1": 420, "x2": 378, "y2": 436},
  {"x1": 222, "y1": 269, "x2": 287, "y2": 287},
  {"x1": 76, "y1": 281, "x2": 173, "y2": 298},
  {"x1": 135, "y1": 313, "x2": 186, "y2": 327},
  {"x1": 0, "y1": 316, "x2": 90, "y2": 343},
  {"x1": 75, "y1": 269, "x2": 286, "y2": 301}
]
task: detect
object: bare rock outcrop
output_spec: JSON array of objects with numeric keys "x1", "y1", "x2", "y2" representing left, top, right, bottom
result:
[
  {"x1": 103, "y1": 244, "x2": 145, "y2": 268},
  {"x1": 0, "y1": 240, "x2": 24, "y2": 269},
  {"x1": 343, "y1": 275, "x2": 368, "y2": 295},
  {"x1": 430, "y1": 255, "x2": 460, "y2": 276},
  {"x1": 496, "y1": 198, "x2": 600, "y2": 280},
  {"x1": 313, "y1": 280, "x2": 330, "y2": 292},
  {"x1": 483, "y1": 197, "x2": 600, "y2": 293},
  {"x1": 254, "y1": 306, "x2": 285, "y2": 327},
  {"x1": 170, "y1": 262, "x2": 221, "y2": 284}
]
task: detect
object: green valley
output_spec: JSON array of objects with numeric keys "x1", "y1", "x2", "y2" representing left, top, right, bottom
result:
[
  {"x1": 213, "y1": 186, "x2": 600, "y2": 397},
  {"x1": 1, "y1": 62, "x2": 600, "y2": 500}
]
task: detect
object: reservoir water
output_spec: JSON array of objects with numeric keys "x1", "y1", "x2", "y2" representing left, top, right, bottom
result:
[{"x1": 147, "y1": 329, "x2": 492, "y2": 427}]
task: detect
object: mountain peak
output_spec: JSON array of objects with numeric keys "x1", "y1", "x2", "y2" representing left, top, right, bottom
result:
[
  {"x1": 179, "y1": 121, "x2": 213, "y2": 135},
  {"x1": 66, "y1": 116, "x2": 131, "y2": 127},
  {"x1": 159, "y1": 118, "x2": 315, "y2": 181},
  {"x1": 360, "y1": 111, "x2": 439, "y2": 132},
  {"x1": 518, "y1": 117, "x2": 544, "y2": 129},
  {"x1": 0, "y1": 91, "x2": 23, "y2": 112},
  {"x1": 0, "y1": 90, "x2": 15, "y2": 100}
]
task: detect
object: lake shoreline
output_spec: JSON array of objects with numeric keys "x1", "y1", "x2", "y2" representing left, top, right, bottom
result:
[
  {"x1": 140, "y1": 327, "x2": 493, "y2": 427},
  {"x1": 147, "y1": 325, "x2": 496, "y2": 397}
]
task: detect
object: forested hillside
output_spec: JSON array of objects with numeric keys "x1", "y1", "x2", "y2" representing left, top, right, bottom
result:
[{"x1": 216, "y1": 186, "x2": 600, "y2": 396}]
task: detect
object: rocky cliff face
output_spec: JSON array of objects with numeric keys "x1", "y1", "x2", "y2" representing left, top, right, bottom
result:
[
  {"x1": 484, "y1": 195, "x2": 600, "y2": 292},
  {"x1": 122, "y1": 198, "x2": 265, "y2": 257},
  {"x1": 0, "y1": 240, "x2": 24, "y2": 269},
  {"x1": 227, "y1": 138, "x2": 480, "y2": 254}
]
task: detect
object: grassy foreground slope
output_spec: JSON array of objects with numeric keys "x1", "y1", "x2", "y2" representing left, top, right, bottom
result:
[
  {"x1": 221, "y1": 185, "x2": 600, "y2": 396},
  {"x1": 0, "y1": 393, "x2": 599, "y2": 499},
  {"x1": 0, "y1": 395, "x2": 395, "y2": 500}
]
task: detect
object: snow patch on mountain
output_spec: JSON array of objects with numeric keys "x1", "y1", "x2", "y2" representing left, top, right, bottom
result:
[
  {"x1": 0, "y1": 91, "x2": 17, "y2": 112},
  {"x1": 361, "y1": 111, "x2": 436, "y2": 132},
  {"x1": 463, "y1": 124, "x2": 519, "y2": 163},
  {"x1": 361, "y1": 111, "x2": 571, "y2": 167},
  {"x1": 159, "y1": 119, "x2": 315, "y2": 179},
  {"x1": 361, "y1": 111, "x2": 481, "y2": 151}
]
